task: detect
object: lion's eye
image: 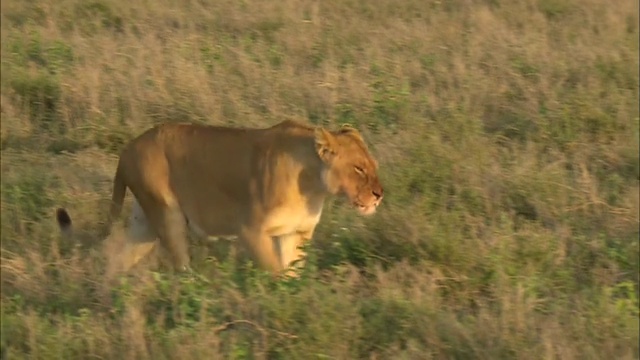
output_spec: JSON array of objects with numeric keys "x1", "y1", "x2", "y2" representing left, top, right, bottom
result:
[{"x1": 354, "y1": 166, "x2": 365, "y2": 175}]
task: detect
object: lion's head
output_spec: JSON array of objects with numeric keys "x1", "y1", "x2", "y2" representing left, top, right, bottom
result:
[{"x1": 315, "y1": 126, "x2": 383, "y2": 215}]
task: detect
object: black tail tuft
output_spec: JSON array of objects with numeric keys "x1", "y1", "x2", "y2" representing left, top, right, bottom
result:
[{"x1": 56, "y1": 208, "x2": 72, "y2": 229}]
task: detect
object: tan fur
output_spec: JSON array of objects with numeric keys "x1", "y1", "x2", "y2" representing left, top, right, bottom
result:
[{"x1": 56, "y1": 120, "x2": 383, "y2": 275}]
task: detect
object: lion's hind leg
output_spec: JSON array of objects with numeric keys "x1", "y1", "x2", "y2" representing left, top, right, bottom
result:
[
  {"x1": 121, "y1": 198, "x2": 160, "y2": 271},
  {"x1": 103, "y1": 197, "x2": 159, "y2": 275},
  {"x1": 134, "y1": 191, "x2": 190, "y2": 272}
]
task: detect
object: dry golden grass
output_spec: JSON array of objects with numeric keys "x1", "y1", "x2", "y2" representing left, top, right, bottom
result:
[{"x1": 1, "y1": 0, "x2": 638, "y2": 358}]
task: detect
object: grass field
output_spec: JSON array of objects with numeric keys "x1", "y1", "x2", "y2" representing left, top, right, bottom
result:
[{"x1": 1, "y1": 0, "x2": 639, "y2": 358}]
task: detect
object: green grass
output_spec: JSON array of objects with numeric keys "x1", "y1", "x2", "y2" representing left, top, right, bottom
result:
[{"x1": 1, "y1": 0, "x2": 638, "y2": 358}]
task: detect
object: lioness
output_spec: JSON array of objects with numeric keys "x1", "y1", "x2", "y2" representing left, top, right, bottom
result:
[{"x1": 56, "y1": 120, "x2": 383, "y2": 275}]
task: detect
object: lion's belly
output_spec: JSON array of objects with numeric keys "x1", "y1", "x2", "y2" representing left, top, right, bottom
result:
[
  {"x1": 171, "y1": 182, "x2": 250, "y2": 238},
  {"x1": 181, "y1": 205, "x2": 242, "y2": 238}
]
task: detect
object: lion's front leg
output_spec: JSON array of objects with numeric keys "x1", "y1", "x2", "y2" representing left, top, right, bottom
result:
[
  {"x1": 239, "y1": 227, "x2": 286, "y2": 274},
  {"x1": 277, "y1": 227, "x2": 316, "y2": 277},
  {"x1": 276, "y1": 232, "x2": 305, "y2": 277}
]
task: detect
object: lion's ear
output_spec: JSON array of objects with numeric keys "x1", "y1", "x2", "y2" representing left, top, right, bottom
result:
[
  {"x1": 314, "y1": 127, "x2": 336, "y2": 161},
  {"x1": 339, "y1": 125, "x2": 364, "y2": 141}
]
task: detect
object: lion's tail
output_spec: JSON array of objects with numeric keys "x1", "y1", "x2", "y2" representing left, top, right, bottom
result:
[
  {"x1": 108, "y1": 161, "x2": 127, "y2": 226},
  {"x1": 56, "y1": 207, "x2": 73, "y2": 236},
  {"x1": 56, "y1": 160, "x2": 128, "y2": 237}
]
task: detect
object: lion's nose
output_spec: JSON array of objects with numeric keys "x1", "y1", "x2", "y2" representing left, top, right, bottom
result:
[{"x1": 373, "y1": 188, "x2": 383, "y2": 200}]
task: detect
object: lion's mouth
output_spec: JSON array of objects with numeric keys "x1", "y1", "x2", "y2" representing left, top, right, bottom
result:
[{"x1": 354, "y1": 201, "x2": 380, "y2": 216}]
